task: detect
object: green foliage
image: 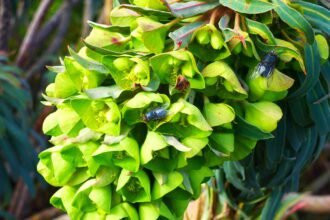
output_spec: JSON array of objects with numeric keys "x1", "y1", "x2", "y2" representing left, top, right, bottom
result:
[
  {"x1": 0, "y1": 60, "x2": 37, "y2": 206},
  {"x1": 37, "y1": 0, "x2": 329, "y2": 219}
]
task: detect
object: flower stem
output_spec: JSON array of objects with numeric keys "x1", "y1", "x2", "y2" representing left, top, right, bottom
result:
[{"x1": 165, "y1": 18, "x2": 181, "y2": 28}]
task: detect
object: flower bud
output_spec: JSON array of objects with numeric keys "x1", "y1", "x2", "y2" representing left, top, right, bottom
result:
[
  {"x1": 168, "y1": 57, "x2": 182, "y2": 67},
  {"x1": 132, "y1": 63, "x2": 148, "y2": 80},
  {"x1": 247, "y1": 76, "x2": 267, "y2": 101},
  {"x1": 196, "y1": 30, "x2": 210, "y2": 45},
  {"x1": 45, "y1": 83, "x2": 55, "y2": 97},
  {"x1": 181, "y1": 62, "x2": 194, "y2": 78},
  {"x1": 244, "y1": 101, "x2": 282, "y2": 132}
]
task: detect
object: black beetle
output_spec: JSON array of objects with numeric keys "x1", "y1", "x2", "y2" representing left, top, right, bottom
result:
[{"x1": 143, "y1": 107, "x2": 167, "y2": 122}]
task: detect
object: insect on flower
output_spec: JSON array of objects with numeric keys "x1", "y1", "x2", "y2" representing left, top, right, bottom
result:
[
  {"x1": 252, "y1": 51, "x2": 278, "y2": 79},
  {"x1": 143, "y1": 107, "x2": 167, "y2": 122},
  {"x1": 175, "y1": 75, "x2": 190, "y2": 92}
]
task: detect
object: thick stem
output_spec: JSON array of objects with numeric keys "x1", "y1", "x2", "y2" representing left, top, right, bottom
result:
[
  {"x1": 34, "y1": 5, "x2": 67, "y2": 44},
  {"x1": 97, "y1": 0, "x2": 113, "y2": 25},
  {"x1": 233, "y1": 13, "x2": 247, "y2": 48},
  {"x1": 25, "y1": 1, "x2": 73, "y2": 80},
  {"x1": 209, "y1": 8, "x2": 218, "y2": 25},
  {"x1": 288, "y1": 194, "x2": 330, "y2": 214},
  {"x1": 15, "y1": 0, "x2": 54, "y2": 67},
  {"x1": 82, "y1": 0, "x2": 93, "y2": 37},
  {"x1": 165, "y1": 17, "x2": 181, "y2": 28},
  {"x1": 26, "y1": 207, "x2": 62, "y2": 220},
  {"x1": 234, "y1": 13, "x2": 240, "y2": 32}
]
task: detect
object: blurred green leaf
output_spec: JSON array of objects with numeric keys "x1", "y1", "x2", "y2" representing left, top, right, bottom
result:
[
  {"x1": 272, "y1": 0, "x2": 314, "y2": 44},
  {"x1": 220, "y1": 0, "x2": 274, "y2": 14}
]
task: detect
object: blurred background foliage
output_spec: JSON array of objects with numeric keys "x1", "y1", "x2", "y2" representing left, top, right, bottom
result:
[
  {"x1": 0, "y1": 0, "x2": 111, "y2": 219},
  {"x1": 0, "y1": 0, "x2": 329, "y2": 219}
]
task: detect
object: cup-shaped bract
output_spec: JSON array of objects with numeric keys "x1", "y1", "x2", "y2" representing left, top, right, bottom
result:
[
  {"x1": 188, "y1": 24, "x2": 231, "y2": 62},
  {"x1": 244, "y1": 101, "x2": 283, "y2": 132},
  {"x1": 202, "y1": 61, "x2": 248, "y2": 100}
]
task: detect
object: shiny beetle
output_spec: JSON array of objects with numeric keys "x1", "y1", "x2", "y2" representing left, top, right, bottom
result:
[
  {"x1": 143, "y1": 107, "x2": 167, "y2": 122},
  {"x1": 254, "y1": 51, "x2": 278, "y2": 78}
]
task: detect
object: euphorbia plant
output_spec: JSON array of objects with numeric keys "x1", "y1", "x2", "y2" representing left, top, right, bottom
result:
[{"x1": 38, "y1": 0, "x2": 329, "y2": 219}]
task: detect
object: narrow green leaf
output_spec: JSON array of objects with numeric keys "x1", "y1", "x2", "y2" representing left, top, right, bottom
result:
[
  {"x1": 169, "y1": 21, "x2": 205, "y2": 49},
  {"x1": 261, "y1": 187, "x2": 284, "y2": 220},
  {"x1": 165, "y1": 0, "x2": 220, "y2": 18},
  {"x1": 130, "y1": 0, "x2": 168, "y2": 11},
  {"x1": 46, "y1": 65, "x2": 65, "y2": 73},
  {"x1": 83, "y1": 40, "x2": 141, "y2": 56},
  {"x1": 306, "y1": 82, "x2": 330, "y2": 135},
  {"x1": 85, "y1": 85, "x2": 126, "y2": 100},
  {"x1": 292, "y1": 0, "x2": 330, "y2": 36},
  {"x1": 68, "y1": 47, "x2": 110, "y2": 74},
  {"x1": 220, "y1": 0, "x2": 274, "y2": 14},
  {"x1": 121, "y1": 4, "x2": 173, "y2": 20},
  {"x1": 87, "y1": 21, "x2": 131, "y2": 35},
  {"x1": 245, "y1": 18, "x2": 276, "y2": 45},
  {"x1": 163, "y1": 136, "x2": 191, "y2": 152},
  {"x1": 289, "y1": 42, "x2": 321, "y2": 99},
  {"x1": 272, "y1": 0, "x2": 314, "y2": 44}
]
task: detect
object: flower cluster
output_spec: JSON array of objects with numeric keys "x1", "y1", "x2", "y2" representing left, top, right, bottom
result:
[{"x1": 36, "y1": 0, "x2": 317, "y2": 219}]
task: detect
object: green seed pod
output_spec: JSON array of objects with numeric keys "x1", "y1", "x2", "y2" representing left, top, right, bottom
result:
[
  {"x1": 242, "y1": 45, "x2": 253, "y2": 57},
  {"x1": 181, "y1": 62, "x2": 194, "y2": 78},
  {"x1": 105, "y1": 109, "x2": 120, "y2": 123},
  {"x1": 232, "y1": 43, "x2": 242, "y2": 55},
  {"x1": 196, "y1": 30, "x2": 210, "y2": 45},
  {"x1": 210, "y1": 32, "x2": 224, "y2": 50},
  {"x1": 223, "y1": 80, "x2": 234, "y2": 92},
  {"x1": 113, "y1": 57, "x2": 135, "y2": 71},
  {"x1": 168, "y1": 57, "x2": 182, "y2": 67},
  {"x1": 205, "y1": 77, "x2": 218, "y2": 86},
  {"x1": 315, "y1": 34, "x2": 329, "y2": 63}
]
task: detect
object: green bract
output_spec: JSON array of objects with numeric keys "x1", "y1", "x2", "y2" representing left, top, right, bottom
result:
[{"x1": 37, "y1": 0, "x2": 329, "y2": 219}]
